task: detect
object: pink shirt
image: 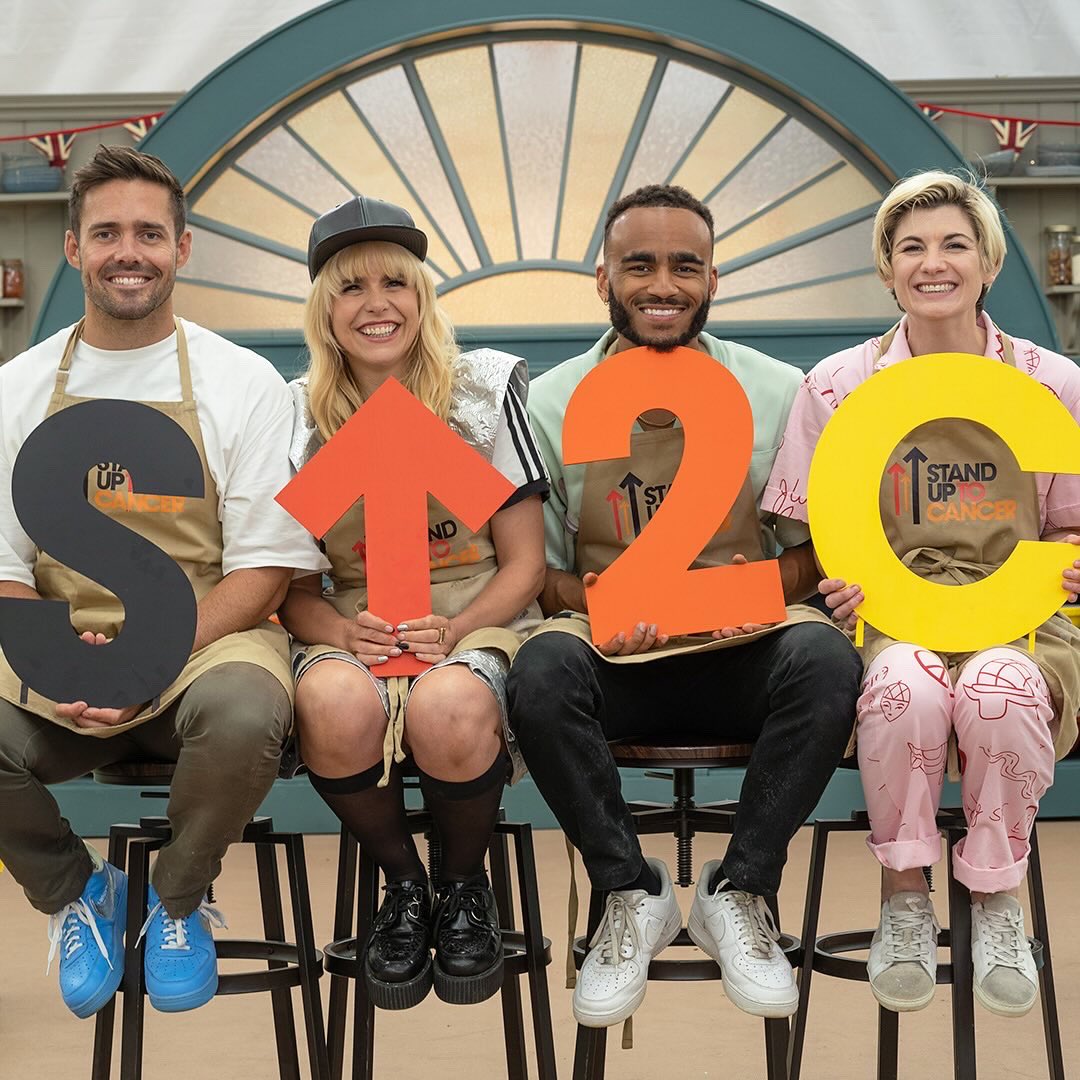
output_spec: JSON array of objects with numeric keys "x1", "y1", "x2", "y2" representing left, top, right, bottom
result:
[{"x1": 764, "y1": 313, "x2": 1080, "y2": 534}]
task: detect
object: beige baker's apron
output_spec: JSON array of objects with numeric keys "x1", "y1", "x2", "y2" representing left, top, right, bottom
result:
[
  {"x1": 301, "y1": 478, "x2": 544, "y2": 780},
  {"x1": 0, "y1": 319, "x2": 292, "y2": 735},
  {"x1": 856, "y1": 324, "x2": 1080, "y2": 761},
  {"x1": 529, "y1": 420, "x2": 832, "y2": 664}
]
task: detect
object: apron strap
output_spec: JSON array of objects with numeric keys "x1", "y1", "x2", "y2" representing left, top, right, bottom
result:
[
  {"x1": 51, "y1": 318, "x2": 86, "y2": 398},
  {"x1": 51, "y1": 318, "x2": 194, "y2": 401},
  {"x1": 174, "y1": 320, "x2": 195, "y2": 403}
]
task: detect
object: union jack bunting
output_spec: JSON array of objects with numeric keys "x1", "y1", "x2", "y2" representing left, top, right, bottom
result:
[
  {"x1": 122, "y1": 113, "x2": 163, "y2": 141},
  {"x1": 990, "y1": 117, "x2": 1039, "y2": 153},
  {"x1": 27, "y1": 132, "x2": 76, "y2": 168}
]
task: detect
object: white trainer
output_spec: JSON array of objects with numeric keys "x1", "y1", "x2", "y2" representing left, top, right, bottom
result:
[
  {"x1": 687, "y1": 860, "x2": 797, "y2": 1018},
  {"x1": 572, "y1": 858, "x2": 682, "y2": 1028},
  {"x1": 971, "y1": 894, "x2": 1038, "y2": 1017},
  {"x1": 867, "y1": 892, "x2": 939, "y2": 1012}
]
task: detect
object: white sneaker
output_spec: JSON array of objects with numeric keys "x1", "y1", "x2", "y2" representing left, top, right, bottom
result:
[
  {"x1": 572, "y1": 858, "x2": 682, "y2": 1028},
  {"x1": 687, "y1": 860, "x2": 798, "y2": 1018},
  {"x1": 867, "y1": 892, "x2": 939, "y2": 1012},
  {"x1": 971, "y1": 894, "x2": 1038, "y2": 1017}
]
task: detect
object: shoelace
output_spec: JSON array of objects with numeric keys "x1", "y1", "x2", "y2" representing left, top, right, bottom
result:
[
  {"x1": 46, "y1": 899, "x2": 111, "y2": 975},
  {"x1": 882, "y1": 898, "x2": 938, "y2": 963},
  {"x1": 137, "y1": 898, "x2": 226, "y2": 951},
  {"x1": 589, "y1": 893, "x2": 641, "y2": 969},
  {"x1": 437, "y1": 883, "x2": 487, "y2": 923},
  {"x1": 720, "y1": 887, "x2": 780, "y2": 960},
  {"x1": 373, "y1": 884, "x2": 426, "y2": 931},
  {"x1": 977, "y1": 906, "x2": 1027, "y2": 969}
]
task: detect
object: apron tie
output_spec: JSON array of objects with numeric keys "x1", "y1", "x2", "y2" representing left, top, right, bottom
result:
[{"x1": 378, "y1": 677, "x2": 410, "y2": 788}]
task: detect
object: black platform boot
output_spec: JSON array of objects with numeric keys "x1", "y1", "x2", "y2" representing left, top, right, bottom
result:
[
  {"x1": 431, "y1": 873, "x2": 504, "y2": 1004},
  {"x1": 364, "y1": 879, "x2": 433, "y2": 1009}
]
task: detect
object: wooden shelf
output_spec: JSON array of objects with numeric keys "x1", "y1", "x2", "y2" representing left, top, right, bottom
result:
[
  {"x1": 0, "y1": 190, "x2": 68, "y2": 204},
  {"x1": 1047, "y1": 285, "x2": 1080, "y2": 295},
  {"x1": 988, "y1": 176, "x2": 1080, "y2": 188},
  {"x1": 0, "y1": 298, "x2": 25, "y2": 308}
]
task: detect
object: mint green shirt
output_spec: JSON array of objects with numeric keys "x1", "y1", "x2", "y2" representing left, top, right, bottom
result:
[{"x1": 527, "y1": 329, "x2": 810, "y2": 573}]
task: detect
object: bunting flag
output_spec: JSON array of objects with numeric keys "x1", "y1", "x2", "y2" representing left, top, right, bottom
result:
[
  {"x1": 27, "y1": 132, "x2": 76, "y2": 168},
  {"x1": 122, "y1": 113, "x2": 161, "y2": 141},
  {"x1": 0, "y1": 112, "x2": 167, "y2": 168},
  {"x1": 918, "y1": 103, "x2": 1080, "y2": 153},
  {"x1": 989, "y1": 117, "x2": 1039, "y2": 153}
]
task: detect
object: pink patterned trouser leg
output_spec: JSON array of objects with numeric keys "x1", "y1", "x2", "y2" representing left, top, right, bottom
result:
[
  {"x1": 857, "y1": 643, "x2": 953, "y2": 871},
  {"x1": 856, "y1": 643, "x2": 1054, "y2": 892},
  {"x1": 951, "y1": 647, "x2": 1055, "y2": 892}
]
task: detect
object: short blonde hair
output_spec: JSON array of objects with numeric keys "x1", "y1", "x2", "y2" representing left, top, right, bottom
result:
[
  {"x1": 872, "y1": 170, "x2": 1006, "y2": 282},
  {"x1": 304, "y1": 241, "x2": 457, "y2": 441}
]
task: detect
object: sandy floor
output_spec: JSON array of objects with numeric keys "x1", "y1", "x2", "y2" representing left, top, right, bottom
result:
[{"x1": 1, "y1": 823, "x2": 1076, "y2": 1079}]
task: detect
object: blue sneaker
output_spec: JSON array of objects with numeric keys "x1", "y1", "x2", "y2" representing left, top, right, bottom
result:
[
  {"x1": 139, "y1": 885, "x2": 224, "y2": 1012},
  {"x1": 47, "y1": 861, "x2": 127, "y2": 1019}
]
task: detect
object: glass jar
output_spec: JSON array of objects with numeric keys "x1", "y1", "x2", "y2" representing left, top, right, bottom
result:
[
  {"x1": 1, "y1": 258, "x2": 23, "y2": 299},
  {"x1": 1047, "y1": 225, "x2": 1072, "y2": 286},
  {"x1": 1071, "y1": 235, "x2": 1080, "y2": 290}
]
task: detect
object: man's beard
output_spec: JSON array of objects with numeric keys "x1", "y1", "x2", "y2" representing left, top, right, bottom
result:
[
  {"x1": 608, "y1": 291, "x2": 710, "y2": 352},
  {"x1": 83, "y1": 265, "x2": 173, "y2": 323}
]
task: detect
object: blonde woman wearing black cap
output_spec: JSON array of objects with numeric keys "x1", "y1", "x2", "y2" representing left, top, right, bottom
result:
[{"x1": 278, "y1": 196, "x2": 548, "y2": 1010}]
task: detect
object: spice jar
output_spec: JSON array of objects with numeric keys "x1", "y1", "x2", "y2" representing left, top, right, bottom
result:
[
  {"x1": 1, "y1": 258, "x2": 23, "y2": 299},
  {"x1": 1047, "y1": 225, "x2": 1072, "y2": 286}
]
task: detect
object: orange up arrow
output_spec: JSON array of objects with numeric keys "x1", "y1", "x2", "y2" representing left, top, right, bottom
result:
[{"x1": 276, "y1": 378, "x2": 514, "y2": 676}]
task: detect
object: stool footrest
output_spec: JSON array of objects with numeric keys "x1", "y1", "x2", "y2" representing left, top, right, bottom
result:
[{"x1": 814, "y1": 928, "x2": 1045, "y2": 984}]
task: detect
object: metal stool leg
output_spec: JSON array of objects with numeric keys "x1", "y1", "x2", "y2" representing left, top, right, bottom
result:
[
  {"x1": 945, "y1": 826, "x2": 977, "y2": 1080},
  {"x1": 119, "y1": 837, "x2": 158, "y2": 1080},
  {"x1": 572, "y1": 888, "x2": 609, "y2": 1080},
  {"x1": 876, "y1": 1008, "x2": 899, "y2": 1080},
  {"x1": 253, "y1": 833, "x2": 301, "y2": 1080},
  {"x1": 788, "y1": 820, "x2": 831, "y2": 1080},
  {"x1": 350, "y1": 853, "x2": 379, "y2": 1080},
  {"x1": 505, "y1": 821, "x2": 558, "y2": 1080},
  {"x1": 328, "y1": 827, "x2": 358, "y2": 1080},
  {"x1": 490, "y1": 821, "x2": 528, "y2": 1080},
  {"x1": 761, "y1": 893, "x2": 789, "y2": 1080},
  {"x1": 279, "y1": 832, "x2": 330, "y2": 1080},
  {"x1": 1026, "y1": 822, "x2": 1066, "y2": 1080},
  {"x1": 92, "y1": 825, "x2": 136, "y2": 1080}
]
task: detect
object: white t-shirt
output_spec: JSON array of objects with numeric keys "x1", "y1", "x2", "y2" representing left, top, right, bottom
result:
[{"x1": 0, "y1": 318, "x2": 327, "y2": 586}]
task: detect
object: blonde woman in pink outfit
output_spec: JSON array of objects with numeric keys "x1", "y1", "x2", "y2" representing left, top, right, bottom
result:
[{"x1": 765, "y1": 170, "x2": 1080, "y2": 1018}]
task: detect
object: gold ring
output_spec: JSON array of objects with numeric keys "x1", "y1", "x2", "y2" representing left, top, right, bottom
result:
[{"x1": 437, "y1": 626, "x2": 446, "y2": 645}]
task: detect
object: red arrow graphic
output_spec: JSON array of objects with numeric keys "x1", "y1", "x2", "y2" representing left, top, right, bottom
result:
[{"x1": 276, "y1": 378, "x2": 514, "y2": 676}]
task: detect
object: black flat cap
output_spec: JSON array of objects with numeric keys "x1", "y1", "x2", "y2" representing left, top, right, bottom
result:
[{"x1": 307, "y1": 195, "x2": 428, "y2": 280}]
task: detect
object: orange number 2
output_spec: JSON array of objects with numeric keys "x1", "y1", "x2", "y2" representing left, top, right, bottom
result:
[{"x1": 562, "y1": 346, "x2": 787, "y2": 642}]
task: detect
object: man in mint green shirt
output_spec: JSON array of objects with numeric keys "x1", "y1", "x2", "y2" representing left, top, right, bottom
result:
[{"x1": 507, "y1": 183, "x2": 861, "y2": 1032}]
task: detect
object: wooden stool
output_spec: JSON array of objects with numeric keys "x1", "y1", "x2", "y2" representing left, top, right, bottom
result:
[
  {"x1": 571, "y1": 737, "x2": 799, "y2": 1080},
  {"x1": 323, "y1": 783, "x2": 557, "y2": 1080},
  {"x1": 89, "y1": 761, "x2": 329, "y2": 1080},
  {"x1": 788, "y1": 807, "x2": 1065, "y2": 1080}
]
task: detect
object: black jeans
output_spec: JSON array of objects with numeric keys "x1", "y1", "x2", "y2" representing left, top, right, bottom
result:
[{"x1": 506, "y1": 621, "x2": 861, "y2": 895}]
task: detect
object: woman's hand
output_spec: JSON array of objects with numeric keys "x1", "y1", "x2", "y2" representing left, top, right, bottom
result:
[
  {"x1": 818, "y1": 577, "x2": 863, "y2": 629},
  {"x1": 1061, "y1": 534, "x2": 1080, "y2": 602},
  {"x1": 396, "y1": 614, "x2": 459, "y2": 664},
  {"x1": 344, "y1": 610, "x2": 403, "y2": 667}
]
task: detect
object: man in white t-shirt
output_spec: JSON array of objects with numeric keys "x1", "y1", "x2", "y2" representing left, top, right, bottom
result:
[{"x1": 0, "y1": 145, "x2": 326, "y2": 1019}]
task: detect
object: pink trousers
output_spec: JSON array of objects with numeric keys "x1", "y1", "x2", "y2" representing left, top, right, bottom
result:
[{"x1": 856, "y1": 643, "x2": 1055, "y2": 892}]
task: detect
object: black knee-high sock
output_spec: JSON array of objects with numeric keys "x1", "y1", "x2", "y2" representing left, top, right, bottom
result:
[
  {"x1": 309, "y1": 763, "x2": 425, "y2": 883},
  {"x1": 417, "y1": 752, "x2": 510, "y2": 882}
]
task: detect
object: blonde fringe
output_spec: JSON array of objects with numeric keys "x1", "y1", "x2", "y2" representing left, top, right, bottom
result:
[{"x1": 304, "y1": 241, "x2": 457, "y2": 440}]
